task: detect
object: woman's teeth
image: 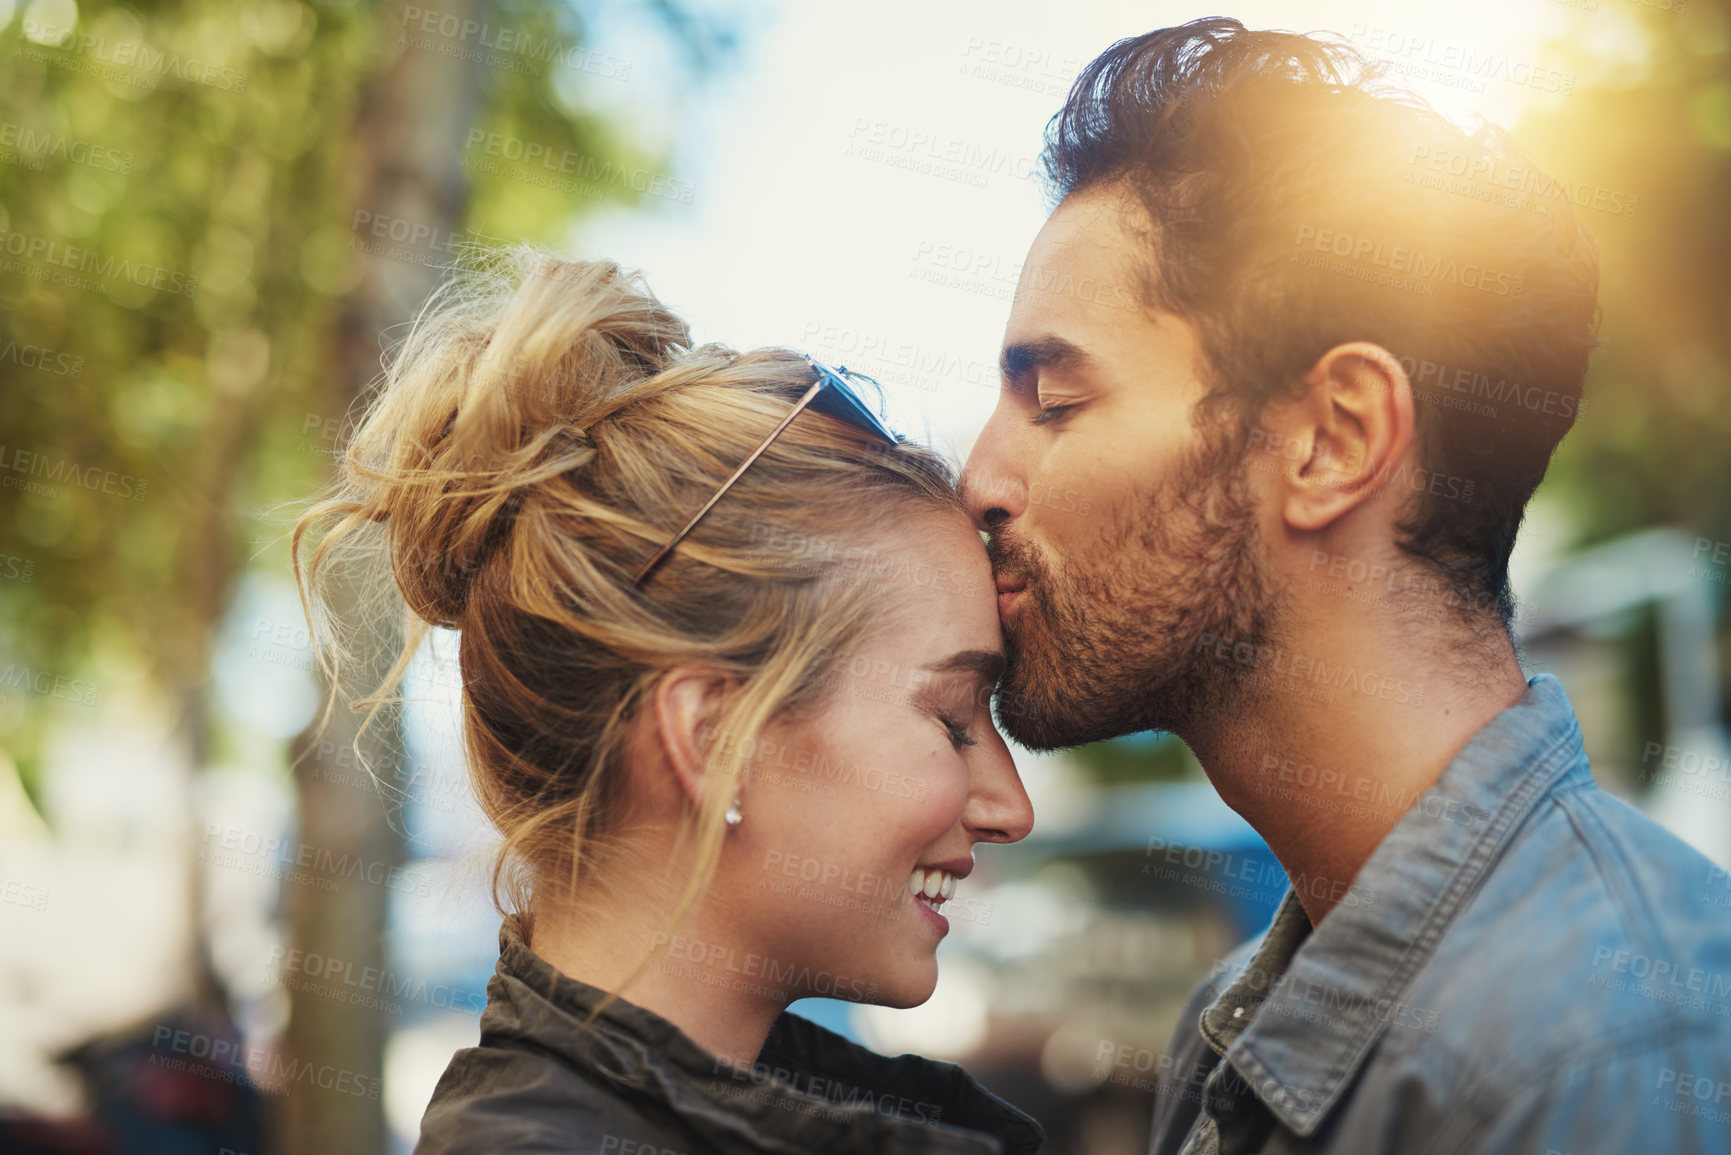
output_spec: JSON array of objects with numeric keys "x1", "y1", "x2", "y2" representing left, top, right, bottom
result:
[{"x1": 907, "y1": 867, "x2": 958, "y2": 908}]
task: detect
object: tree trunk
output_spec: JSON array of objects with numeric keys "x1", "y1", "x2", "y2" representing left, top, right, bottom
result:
[{"x1": 278, "y1": 3, "x2": 482, "y2": 1152}]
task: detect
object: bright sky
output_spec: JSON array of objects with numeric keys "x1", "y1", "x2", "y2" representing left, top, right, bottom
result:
[{"x1": 573, "y1": 0, "x2": 1592, "y2": 463}]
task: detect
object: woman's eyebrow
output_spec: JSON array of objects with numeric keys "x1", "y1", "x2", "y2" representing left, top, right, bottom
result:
[{"x1": 921, "y1": 649, "x2": 1007, "y2": 683}]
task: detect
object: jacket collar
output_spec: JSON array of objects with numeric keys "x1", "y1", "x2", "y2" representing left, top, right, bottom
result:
[
  {"x1": 1209, "y1": 673, "x2": 1590, "y2": 1136},
  {"x1": 486, "y1": 912, "x2": 1045, "y2": 1155}
]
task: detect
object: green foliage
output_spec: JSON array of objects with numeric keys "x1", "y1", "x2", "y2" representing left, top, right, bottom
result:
[
  {"x1": 1527, "y1": 4, "x2": 1731, "y2": 549},
  {"x1": 0, "y1": 0, "x2": 705, "y2": 791},
  {"x1": 1066, "y1": 731, "x2": 1202, "y2": 786}
]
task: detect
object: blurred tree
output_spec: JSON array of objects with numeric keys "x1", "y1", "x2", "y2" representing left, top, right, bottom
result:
[
  {"x1": 0, "y1": 0, "x2": 731, "y2": 1148},
  {"x1": 280, "y1": 4, "x2": 484, "y2": 1147},
  {"x1": 1523, "y1": 0, "x2": 1731, "y2": 708},
  {"x1": 1066, "y1": 731, "x2": 1202, "y2": 787}
]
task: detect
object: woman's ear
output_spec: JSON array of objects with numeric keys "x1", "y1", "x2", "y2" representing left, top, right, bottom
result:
[{"x1": 650, "y1": 665, "x2": 740, "y2": 811}]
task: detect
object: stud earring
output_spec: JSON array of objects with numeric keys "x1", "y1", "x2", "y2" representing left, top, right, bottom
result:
[{"x1": 724, "y1": 796, "x2": 743, "y2": 828}]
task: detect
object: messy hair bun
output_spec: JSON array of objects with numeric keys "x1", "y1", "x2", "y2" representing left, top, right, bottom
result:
[
  {"x1": 292, "y1": 243, "x2": 965, "y2": 945},
  {"x1": 354, "y1": 253, "x2": 695, "y2": 628}
]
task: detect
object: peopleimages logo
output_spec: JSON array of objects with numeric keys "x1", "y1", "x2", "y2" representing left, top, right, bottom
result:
[
  {"x1": 1590, "y1": 945, "x2": 1731, "y2": 1009},
  {"x1": 1408, "y1": 144, "x2": 1638, "y2": 221},
  {"x1": 0, "y1": 444, "x2": 148, "y2": 501},
  {"x1": 0, "y1": 664, "x2": 99, "y2": 707},
  {"x1": 1195, "y1": 631, "x2": 1427, "y2": 707},
  {"x1": 269, "y1": 945, "x2": 486, "y2": 1015},
  {"x1": 1293, "y1": 224, "x2": 1526, "y2": 298},
  {"x1": 0, "y1": 340, "x2": 84, "y2": 378},
  {"x1": 148, "y1": 1025, "x2": 381, "y2": 1099},
  {"x1": 649, "y1": 932, "x2": 877, "y2": 1001},
  {"x1": 0, "y1": 226, "x2": 198, "y2": 297},
  {"x1": 1397, "y1": 357, "x2": 1584, "y2": 421},
  {"x1": 398, "y1": 5, "x2": 632, "y2": 80},
  {"x1": 463, "y1": 130, "x2": 695, "y2": 204},
  {"x1": 712, "y1": 1052, "x2": 947, "y2": 1126},
  {"x1": 17, "y1": 21, "x2": 250, "y2": 92},
  {"x1": 0, "y1": 123, "x2": 132, "y2": 173}
]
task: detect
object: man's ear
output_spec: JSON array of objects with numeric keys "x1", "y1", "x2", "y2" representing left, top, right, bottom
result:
[
  {"x1": 650, "y1": 665, "x2": 739, "y2": 810},
  {"x1": 1255, "y1": 342, "x2": 1415, "y2": 533}
]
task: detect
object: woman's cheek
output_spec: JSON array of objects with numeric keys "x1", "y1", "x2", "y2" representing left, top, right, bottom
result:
[{"x1": 910, "y1": 755, "x2": 970, "y2": 835}]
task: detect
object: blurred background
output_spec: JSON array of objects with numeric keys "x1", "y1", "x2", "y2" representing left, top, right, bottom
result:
[{"x1": 1, "y1": 0, "x2": 1728, "y2": 1152}]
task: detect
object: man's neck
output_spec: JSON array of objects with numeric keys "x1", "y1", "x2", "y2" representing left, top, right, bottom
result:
[{"x1": 1183, "y1": 612, "x2": 1528, "y2": 927}]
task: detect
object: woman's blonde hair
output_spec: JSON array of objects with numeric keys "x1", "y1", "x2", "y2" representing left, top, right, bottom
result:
[{"x1": 291, "y1": 243, "x2": 964, "y2": 1007}]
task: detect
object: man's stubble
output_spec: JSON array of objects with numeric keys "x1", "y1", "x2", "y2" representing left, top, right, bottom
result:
[{"x1": 985, "y1": 425, "x2": 1283, "y2": 750}]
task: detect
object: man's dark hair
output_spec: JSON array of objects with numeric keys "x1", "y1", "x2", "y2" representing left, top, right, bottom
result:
[{"x1": 1042, "y1": 18, "x2": 1600, "y2": 631}]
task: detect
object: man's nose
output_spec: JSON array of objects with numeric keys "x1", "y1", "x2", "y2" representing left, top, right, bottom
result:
[{"x1": 961, "y1": 413, "x2": 1027, "y2": 532}]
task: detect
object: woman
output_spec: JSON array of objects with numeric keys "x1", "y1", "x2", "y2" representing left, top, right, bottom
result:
[{"x1": 292, "y1": 245, "x2": 1044, "y2": 1154}]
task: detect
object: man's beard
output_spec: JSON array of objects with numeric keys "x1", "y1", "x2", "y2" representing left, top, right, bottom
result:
[{"x1": 984, "y1": 426, "x2": 1281, "y2": 751}]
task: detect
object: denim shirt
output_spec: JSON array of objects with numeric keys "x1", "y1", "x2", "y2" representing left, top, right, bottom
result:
[{"x1": 1148, "y1": 673, "x2": 1731, "y2": 1155}]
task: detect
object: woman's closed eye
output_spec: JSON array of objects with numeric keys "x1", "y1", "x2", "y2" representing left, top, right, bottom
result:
[{"x1": 942, "y1": 714, "x2": 979, "y2": 749}]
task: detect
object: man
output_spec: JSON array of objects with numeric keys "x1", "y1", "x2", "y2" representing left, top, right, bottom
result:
[{"x1": 961, "y1": 18, "x2": 1731, "y2": 1155}]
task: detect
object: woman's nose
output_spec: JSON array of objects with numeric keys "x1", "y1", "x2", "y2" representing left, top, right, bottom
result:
[{"x1": 965, "y1": 734, "x2": 1035, "y2": 845}]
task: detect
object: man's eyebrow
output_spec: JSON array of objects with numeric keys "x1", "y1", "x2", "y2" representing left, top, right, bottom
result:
[
  {"x1": 1000, "y1": 336, "x2": 1089, "y2": 389},
  {"x1": 921, "y1": 649, "x2": 1007, "y2": 683}
]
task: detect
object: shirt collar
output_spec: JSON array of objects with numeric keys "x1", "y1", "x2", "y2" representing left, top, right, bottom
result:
[
  {"x1": 485, "y1": 912, "x2": 1045, "y2": 1154},
  {"x1": 1198, "y1": 894, "x2": 1314, "y2": 1057},
  {"x1": 1217, "y1": 672, "x2": 1589, "y2": 1136}
]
